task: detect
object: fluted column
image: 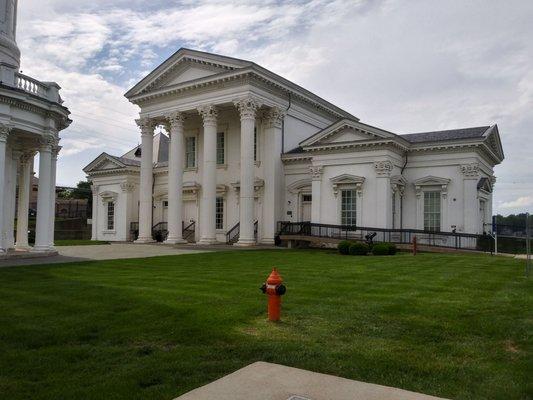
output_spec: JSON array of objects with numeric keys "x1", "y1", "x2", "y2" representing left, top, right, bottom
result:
[
  {"x1": 33, "y1": 136, "x2": 54, "y2": 252},
  {"x1": 197, "y1": 105, "x2": 218, "y2": 244},
  {"x1": 235, "y1": 97, "x2": 261, "y2": 246},
  {"x1": 48, "y1": 143, "x2": 60, "y2": 247},
  {"x1": 0, "y1": 125, "x2": 11, "y2": 252},
  {"x1": 261, "y1": 107, "x2": 284, "y2": 244},
  {"x1": 165, "y1": 111, "x2": 187, "y2": 244},
  {"x1": 135, "y1": 117, "x2": 156, "y2": 243},
  {"x1": 90, "y1": 184, "x2": 98, "y2": 240},
  {"x1": 5, "y1": 149, "x2": 21, "y2": 249},
  {"x1": 15, "y1": 151, "x2": 34, "y2": 249}
]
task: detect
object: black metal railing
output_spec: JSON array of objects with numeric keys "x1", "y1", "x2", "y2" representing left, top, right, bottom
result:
[
  {"x1": 226, "y1": 220, "x2": 259, "y2": 245},
  {"x1": 276, "y1": 221, "x2": 482, "y2": 250},
  {"x1": 183, "y1": 221, "x2": 195, "y2": 242},
  {"x1": 130, "y1": 221, "x2": 139, "y2": 241},
  {"x1": 152, "y1": 222, "x2": 168, "y2": 242}
]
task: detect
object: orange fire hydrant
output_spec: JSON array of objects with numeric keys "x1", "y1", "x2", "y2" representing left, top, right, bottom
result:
[{"x1": 260, "y1": 268, "x2": 286, "y2": 321}]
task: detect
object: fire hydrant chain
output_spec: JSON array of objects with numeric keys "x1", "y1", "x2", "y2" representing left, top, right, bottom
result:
[{"x1": 260, "y1": 268, "x2": 286, "y2": 321}]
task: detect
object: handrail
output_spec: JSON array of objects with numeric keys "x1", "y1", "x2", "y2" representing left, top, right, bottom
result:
[
  {"x1": 226, "y1": 222, "x2": 240, "y2": 244},
  {"x1": 276, "y1": 221, "x2": 483, "y2": 250},
  {"x1": 183, "y1": 221, "x2": 195, "y2": 241}
]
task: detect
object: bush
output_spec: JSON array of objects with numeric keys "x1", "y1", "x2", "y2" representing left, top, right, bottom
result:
[
  {"x1": 338, "y1": 240, "x2": 352, "y2": 255},
  {"x1": 349, "y1": 242, "x2": 369, "y2": 255},
  {"x1": 371, "y1": 243, "x2": 397, "y2": 255},
  {"x1": 371, "y1": 243, "x2": 390, "y2": 255}
]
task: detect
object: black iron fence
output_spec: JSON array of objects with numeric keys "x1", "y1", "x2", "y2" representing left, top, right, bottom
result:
[{"x1": 276, "y1": 221, "x2": 481, "y2": 250}]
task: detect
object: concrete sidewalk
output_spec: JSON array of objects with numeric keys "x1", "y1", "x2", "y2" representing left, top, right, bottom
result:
[{"x1": 174, "y1": 362, "x2": 448, "y2": 400}]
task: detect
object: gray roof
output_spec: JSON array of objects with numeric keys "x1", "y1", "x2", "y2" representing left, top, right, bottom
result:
[{"x1": 400, "y1": 126, "x2": 490, "y2": 143}]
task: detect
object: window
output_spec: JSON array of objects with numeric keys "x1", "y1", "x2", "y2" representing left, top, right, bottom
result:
[
  {"x1": 163, "y1": 201, "x2": 168, "y2": 208},
  {"x1": 216, "y1": 132, "x2": 225, "y2": 165},
  {"x1": 302, "y1": 194, "x2": 312, "y2": 202},
  {"x1": 107, "y1": 202, "x2": 115, "y2": 230},
  {"x1": 185, "y1": 136, "x2": 196, "y2": 168},
  {"x1": 215, "y1": 197, "x2": 224, "y2": 230},
  {"x1": 423, "y1": 191, "x2": 441, "y2": 231},
  {"x1": 341, "y1": 189, "x2": 357, "y2": 226},
  {"x1": 253, "y1": 126, "x2": 257, "y2": 161}
]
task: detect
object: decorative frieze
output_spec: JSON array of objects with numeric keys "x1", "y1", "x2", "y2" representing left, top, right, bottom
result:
[
  {"x1": 374, "y1": 160, "x2": 393, "y2": 177},
  {"x1": 234, "y1": 96, "x2": 261, "y2": 120},
  {"x1": 460, "y1": 163, "x2": 480, "y2": 178},
  {"x1": 197, "y1": 104, "x2": 218, "y2": 126}
]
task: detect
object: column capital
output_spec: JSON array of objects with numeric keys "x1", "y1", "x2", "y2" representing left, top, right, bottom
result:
[
  {"x1": 39, "y1": 134, "x2": 57, "y2": 152},
  {"x1": 309, "y1": 165, "x2": 323, "y2": 180},
  {"x1": 20, "y1": 150, "x2": 36, "y2": 164},
  {"x1": 374, "y1": 160, "x2": 393, "y2": 177},
  {"x1": 263, "y1": 106, "x2": 285, "y2": 128},
  {"x1": 234, "y1": 96, "x2": 262, "y2": 120},
  {"x1": 0, "y1": 123, "x2": 12, "y2": 142},
  {"x1": 90, "y1": 184, "x2": 99, "y2": 194},
  {"x1": 120, "y1": 181, "x2": 136, "y2": 193},
  {"x1": 136, "y1": 117, "x2": 156, "y2": 135},
  {"x1": 197, "y1": 104, "x2": 218, "y2": 126},
  {"x1": 460, "y1": 162, "x2": 480, "y2": 179},
  {"x1": 164, "y1": 111, "x2": 185, "y2": 131}
]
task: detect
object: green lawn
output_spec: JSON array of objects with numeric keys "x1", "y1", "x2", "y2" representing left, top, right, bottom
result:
[
  {"x1": 0, "y1": 251, "x2": 530, "y2": 400},
  {"x1": 54, "y1": 239, "x2": 109, "y2": 246}
]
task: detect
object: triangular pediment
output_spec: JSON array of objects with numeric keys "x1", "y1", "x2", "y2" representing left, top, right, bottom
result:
[
  {"x1": 300, "y1": 119, "x2": 397, "y2": 147},
  {"x1": 125, "y1": 48, "x2": 252, "y2": 98},
  {"x1": 414, "y1": 176, "x2": 450, "y2": 187},
  {"x1": 83, "y1": 153, "x2": 126, "y2": 174},
  {"x1": 482, "y1": 125, "x2": 504, "y2": 163}
]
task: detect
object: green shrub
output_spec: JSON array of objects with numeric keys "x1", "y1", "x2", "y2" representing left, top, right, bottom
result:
[
  {"x1": 387, "y1": 243, "x2": 397, "y2": 255},
  {"x1": 372, "y1": 243, "x2": 390, "y2": 255},
  {"x1": 338, "y1": 240, "x2": 352, "y2": 255},
  {"x1": 349, "y1": 242, "x2": 369, "y2": 255}
]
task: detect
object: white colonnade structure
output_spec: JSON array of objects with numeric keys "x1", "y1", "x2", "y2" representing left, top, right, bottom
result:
[{"x1": 0, "y1": 0, "x2": 70, "y2": 256}]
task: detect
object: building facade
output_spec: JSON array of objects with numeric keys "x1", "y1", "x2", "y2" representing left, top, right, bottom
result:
[
  {"x1": 0, "y1": 0, "x2": 70, "y2": 254},
  {"x1": 84, "y1": 49, "x2": 504, "y2": 245}
]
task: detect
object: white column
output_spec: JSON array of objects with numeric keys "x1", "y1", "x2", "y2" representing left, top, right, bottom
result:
[
  {"x1": 90, "y1": 184, "x2": 98, "y2": 240},
  {"x1": 33, "y1": 136, "x2": 54, "y2": 252},
  {"x1": 5, "y1": 149, "x2": 21, "y2": 249},
  {"x1": 374, "y1": 161, "x2": 393, "y2": 228},
  {"x1": 197, "y1": 105, "x2": 218, "y2": 245},
  {"x1": 48, "y1": 143, "x2": 60, "y2": 247},
  {"x1": 261, "y1": 107, "x2": 284, "y2": 244},
  {"x1": 310, "y1": 166, "x2": 323, "y2": 224},
  {"x1": 165, "y1": 112, "x2": 187, "y2": 244},
  {"x1": 0, "y1": 126, "x2": 10, "y2": 252},
  {"x1": 461, "y1": 163, "x2": 480, "y2": 234},
  {"x1": 234, "y1": 97, "x2": 261, "y2": 246},
  {"x1": 15, "y1": 151, "x2": 34, "y2": 249},
  {"x1": 135, "y1": 118, "x2": 156, "y2": 243}
]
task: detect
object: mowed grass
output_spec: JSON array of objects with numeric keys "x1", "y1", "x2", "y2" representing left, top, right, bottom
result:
[{"x1": 0, "y1": 250, "x2": 530, "y2": 400}]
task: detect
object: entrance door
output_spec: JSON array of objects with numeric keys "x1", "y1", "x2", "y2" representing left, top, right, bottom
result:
[{"x1": 300, "y1": 193, "x2": 312, "y2": 222}]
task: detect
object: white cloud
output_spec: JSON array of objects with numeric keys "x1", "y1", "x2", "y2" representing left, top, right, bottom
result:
[{"x1": 501, "y1": 196, "x2": 533, "y2": 209}]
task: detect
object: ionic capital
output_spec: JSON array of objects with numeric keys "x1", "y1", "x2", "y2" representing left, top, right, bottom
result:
[
  {"x1": 263, "y1": 107, "x2": 285, "y2": 129},
  {"x1": 197, "y1": 104, "x2": 218, "y2": 126},
  {"x1": 234, "y1": 96, "x2": 262, "y2": 120},
  {"x1": 136, "y1": 117, "x2": 156, "y2": 136}
]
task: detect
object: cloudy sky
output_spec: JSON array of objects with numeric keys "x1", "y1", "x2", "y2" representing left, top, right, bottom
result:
[{"x1": 18, "y1": 0, "x2": 533, "y2": 215}]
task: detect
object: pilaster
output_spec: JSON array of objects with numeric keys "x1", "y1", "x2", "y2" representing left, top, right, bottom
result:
[
  {"x1": 374, "y1": 161, "x2": 393, "y2": 228},
  {"x1": 461, "y1": 163, "x2": 481, "y2": 234},
  {"x1": 310, "y1": 165, "x2": 323, "y2": 224}
]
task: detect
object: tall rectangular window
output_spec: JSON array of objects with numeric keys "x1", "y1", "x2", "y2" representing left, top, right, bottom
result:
[
  {"x1": 216, "y1": 132, "x2": 225, "y2": 165},
  {"x1": 253, "y1": 126, "x2": 257, "y2": 161},
  {"x1": 424, "y1": 191, "x2": 441, "y2": 231},
  {"x1": 215, "y1": 197, "x2": 224, "y2": 230},
  {"x1": 107, "y1": 202, "x2": 115, "y2": 230},
  {"x1": 185, "y1": 136, "x2": 196, "y2": 168},
  {"x1": 341, "y1": 189, "x2": 357, "y2": 226}
]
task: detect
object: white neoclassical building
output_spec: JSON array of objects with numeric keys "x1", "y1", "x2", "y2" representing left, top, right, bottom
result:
[
  {"x1": 0, "y1": 0, "x2": 70, "y2": 255},
  {"x1": 84, "y1": 48, "x2": 504, "y2": 245}
]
